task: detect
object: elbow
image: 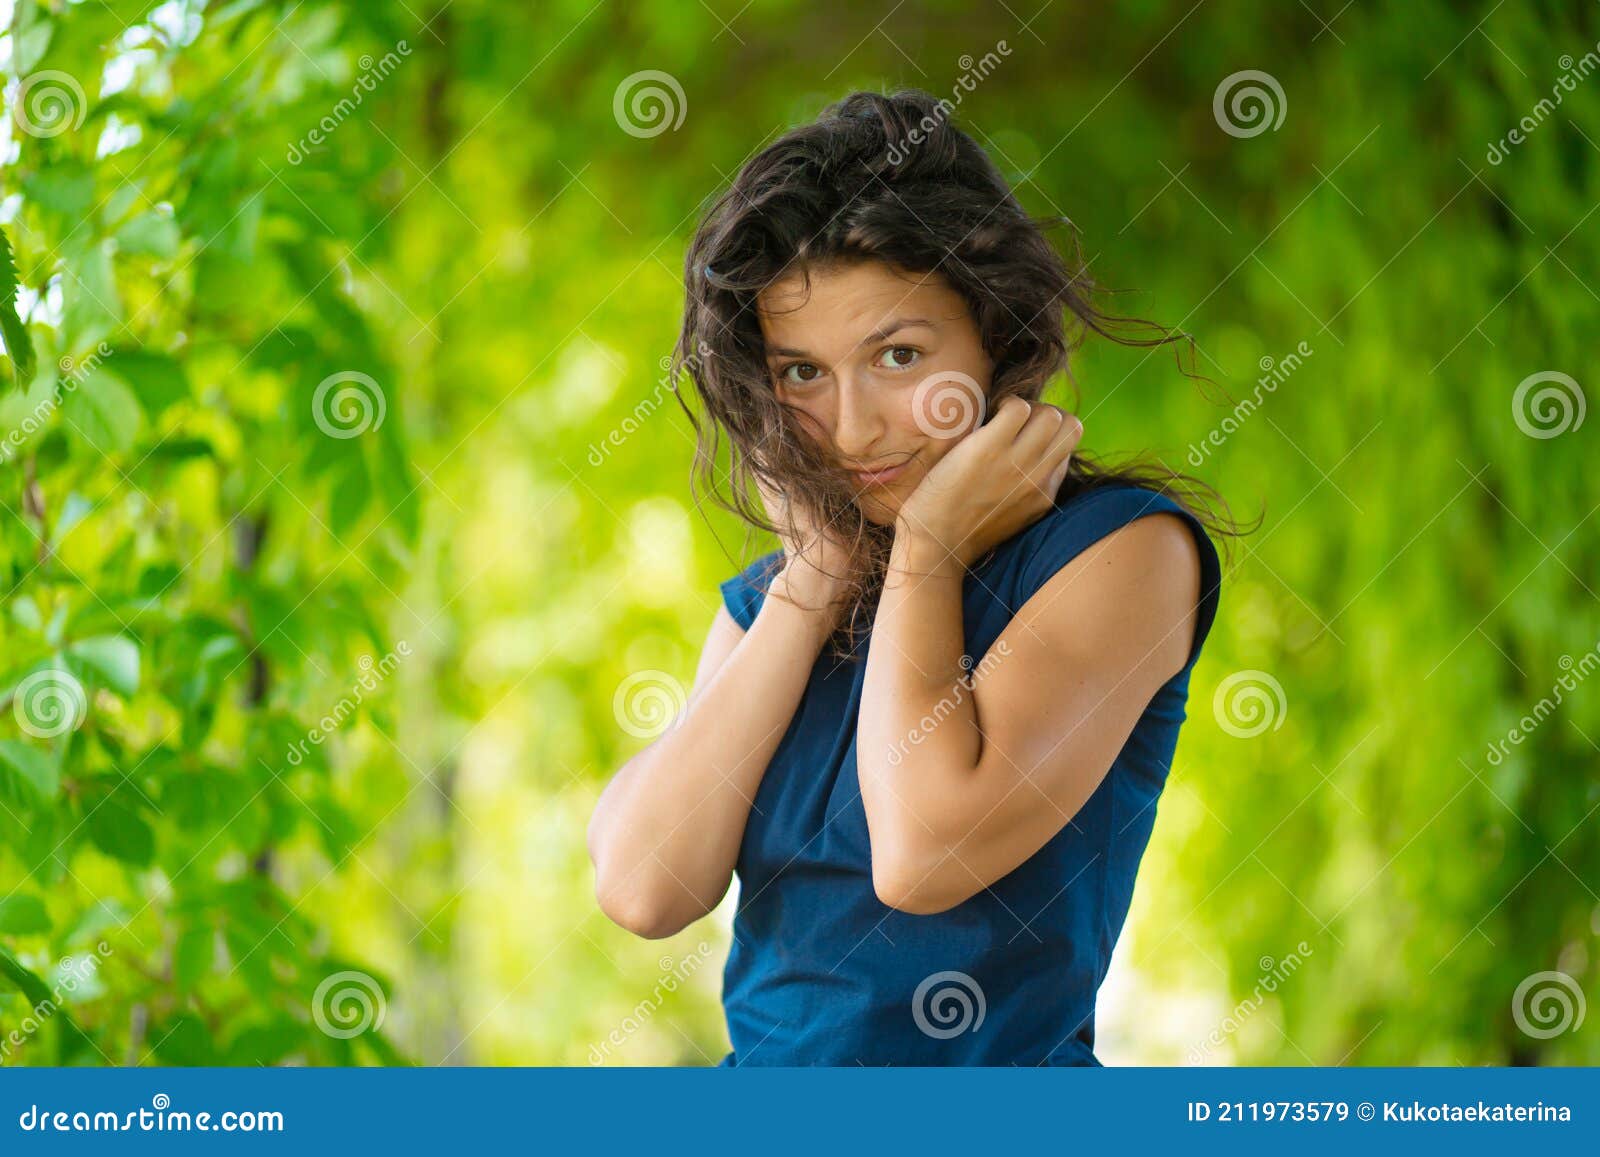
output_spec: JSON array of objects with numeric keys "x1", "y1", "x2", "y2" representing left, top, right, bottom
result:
[
  {"x1": 587, "y1": 819, "x2": 720, "y2": 939},
  {"x1": 869, "y1": 839, "x2": 974, "y2": 916},
  {"x1": 586, "y1": 805, "x2": 685, "y2": 938},
  {"x1": 594, "y1": 878, "x2": 697, "y2": 940}
]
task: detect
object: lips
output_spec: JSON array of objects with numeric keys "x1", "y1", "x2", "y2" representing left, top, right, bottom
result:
[{"x1": 846, "y1": 459, "x2": 911, "y2": 487}]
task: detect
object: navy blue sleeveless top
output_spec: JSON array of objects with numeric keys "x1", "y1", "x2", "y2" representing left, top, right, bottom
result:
[{"x1": 714, "y1": 483, "x2": 1222, "y2": 1065}]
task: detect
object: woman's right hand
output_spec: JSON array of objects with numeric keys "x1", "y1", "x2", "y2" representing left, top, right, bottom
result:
[{"x1": 755, "y1": 474, "x2": 853, "y2": 625}]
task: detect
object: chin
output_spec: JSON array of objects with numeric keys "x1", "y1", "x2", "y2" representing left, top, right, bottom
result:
[{"x1": 856, "y1": 496, "x2": 902, "y2": 526}]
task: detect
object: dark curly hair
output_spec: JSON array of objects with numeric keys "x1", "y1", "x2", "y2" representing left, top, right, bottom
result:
[{"x1": 672, "y1": 87, "x2": 1243, "y2": 660}]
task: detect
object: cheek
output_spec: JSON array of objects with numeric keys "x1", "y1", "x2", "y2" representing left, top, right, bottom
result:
[
  {"x1": 894, "y1": 373, "x2": 987, "y2": 442},
  {"x1": 911, "y1": 437, "x2": 959, "y2": 473},
  {"x1": 780, "y1": 398, "x2": 832, "y2": 445}
]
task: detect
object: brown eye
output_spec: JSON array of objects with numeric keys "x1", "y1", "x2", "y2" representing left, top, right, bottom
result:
[
  {"x1": 779, "y1": 362, "x2": 823, "y2": 385},
  {"x1": 875, "y1": 346, "x2": 920, "y2": 370}
]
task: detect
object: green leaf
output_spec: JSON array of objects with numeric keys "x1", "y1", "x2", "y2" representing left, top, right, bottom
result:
[
  {"x1": 173, "y1": 922, "x2": 214, "y2": 991},
  {"x1": 50, "y1": 492, "x2": 95, "y2": 547},
  {"x1": 0, "y1": 740, "x2": 59, "y2": 802},
  {"x1": 57, "y1": 899, "x2": 127, "y2": 948},
  {"x1": 85, "y1": 791, "x2": 155, "y2": 866},
  {"x1": 327, "y1": 455, "x2": 372, "y2": 537},
  {"x1": 224, "y1": 1017, "x2": 305, "y2": 1066},
  {"x1": 20, "y1": 165, "x2": 96, "y2": 222},
  {"x1": 0, "y1": 945, "x2": 52, "y2": 1007},
  {"x1": 10, "y1": 595, "x2": 45, "y2": 632},
  {"x1": 105, "y1": 348, "x2": 190, "y2": 416},
  {"x1": 114, "y1": 211, "x2": 182, "y2": 260},
  {"x1": 60, "y1": 363, "x2": 145, "y2": 453},
  {"x1": 149, "y1": 1012, "x2": 217, "y2": 1065},
  {"x1": 10, "y1": 0, "x2": 54, "y2": 75},
  {"x1": 60, "y1": 240, "x2": 123, "y2": 352},
  {"x1": 65, "y1": 634, "x2": 140, "y2": 697},
  {"x1": 0, "y1": 225, "x2": 36, "y2": 390},
  {"x1": 0, "y1": 893, "x2": 52, "y2": 935}
]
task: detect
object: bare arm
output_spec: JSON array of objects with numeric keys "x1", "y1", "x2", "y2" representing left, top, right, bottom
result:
[
  {"x1": 852, "y1": 398, "x2": 1201, "y2": 913},
  {"x1": 856, "y1": 514, "x2": 1199, "y2": 913},
  {"x1": 587, "y1": 561, "x2": 842, "y2": 939}
]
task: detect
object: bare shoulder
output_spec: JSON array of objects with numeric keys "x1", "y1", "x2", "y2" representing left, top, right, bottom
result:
[{"x1": 1009, "y1": 511, "x2": 1202, "y2": 682}]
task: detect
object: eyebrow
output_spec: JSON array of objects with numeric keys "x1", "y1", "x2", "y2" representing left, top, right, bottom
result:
[{"x1": 766, "y1": 317, "x2": 938, "y2": 360}]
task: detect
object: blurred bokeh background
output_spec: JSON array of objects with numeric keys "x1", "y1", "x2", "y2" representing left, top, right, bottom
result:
[{"x1": 1, "y1": 0, "x2": 1596, "y2": 1066}]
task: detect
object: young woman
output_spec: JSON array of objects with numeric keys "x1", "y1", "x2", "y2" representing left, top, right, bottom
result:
[{"x1": 587, "y1": 89, "x2": 1233, "y2": 1066}]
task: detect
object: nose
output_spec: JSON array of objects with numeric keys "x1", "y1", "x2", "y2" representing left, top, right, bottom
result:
[{"x1": 830, "y1": 371, "x2": 887, "y2": 462}]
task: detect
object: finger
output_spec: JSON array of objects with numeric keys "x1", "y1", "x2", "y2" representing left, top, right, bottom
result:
[
  {"x1": 1037, "y1": 413, "x2": 1083, "y2": 499},
  {"x1": 1052, "y1": 410, "x2": 1084, "y2": 454},
  {"x1": 1044, "y1": 455, "x2": 1072, "y2": 501},
  {"x1": 1013, "y1": 401, "x2": 1068, "y2": 453},
  {"x1": 981, "y1": 394, "x2": 1035, "y2": 441}
]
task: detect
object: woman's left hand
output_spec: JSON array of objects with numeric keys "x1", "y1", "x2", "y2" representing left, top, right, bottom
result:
[{"x1": 894, "y1": 395, "x2": 1083, "y2": 572}]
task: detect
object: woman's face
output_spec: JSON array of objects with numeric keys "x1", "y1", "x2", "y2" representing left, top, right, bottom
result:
[{"x1": 757, "y1": 260, "x2": 994, "y2": 524}]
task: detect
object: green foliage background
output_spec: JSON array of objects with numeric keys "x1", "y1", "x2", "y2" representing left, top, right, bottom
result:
[{"x1": 1, "y1": 0, "x2": 1595, "y2": 1065}]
